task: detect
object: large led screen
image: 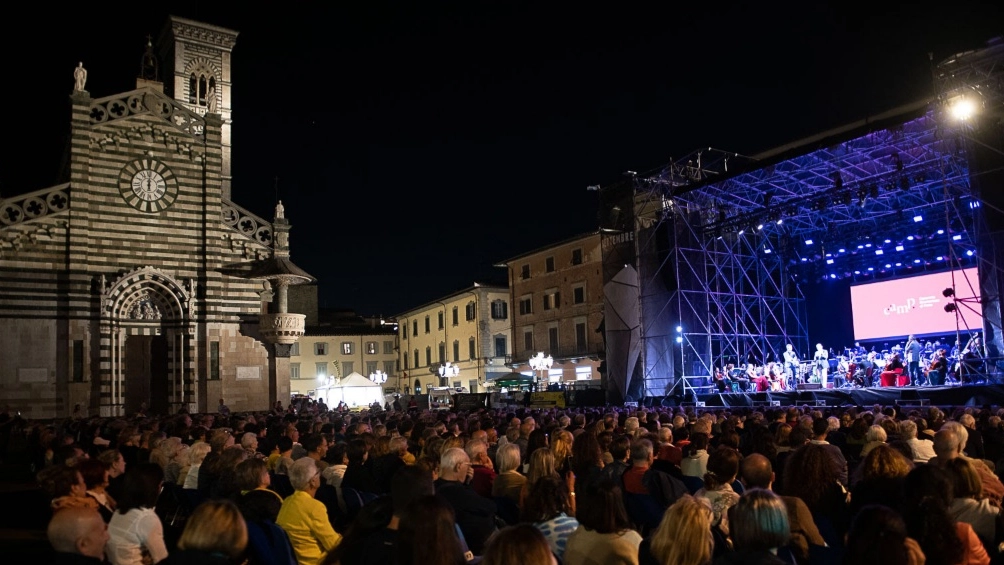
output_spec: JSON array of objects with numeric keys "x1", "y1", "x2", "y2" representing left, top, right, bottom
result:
[{"x1": 850, "y1": 268, "x2": 983, "y2": 340}]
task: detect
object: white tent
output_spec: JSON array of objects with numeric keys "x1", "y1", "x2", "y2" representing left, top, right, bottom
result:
[{"x1": 322, "y1": 372, "x2": 384, "y2": 408}]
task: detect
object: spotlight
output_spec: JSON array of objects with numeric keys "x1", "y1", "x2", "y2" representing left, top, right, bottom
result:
[
  {"x1": 896, "y1": 245, "x2": 904, "y2": 251},
  {"x1": 757, "y1": 223, "x2": 764, "y2": 231},
  {"x1": 885, "y1": 264, "x2": 891, "y2": 268},
  {"x1": 913, "y1": 215, "x2": 923, "y2": 223},
  {"x1": 875, "y1": 250, "x2": 884, "y2": 255},
  {"x1": 838, "y1": 248, "x2": 846, "y2": 253},
  {"x1": 945, "y1": 303, "x2": 958, "y2": 313},
  {"x1": 830, "y1": 274, "x2": 837, "y2": 279},
  {"x1": 895, "y1": 262, "x2": 902, "y2": 266},
  {"x1": 826, "y1": 259, "x2": 834, "y2": 265},
  {"x1": 738, "y1": 229, "x2": 745, "y2": 235},
  {"x1": 776, "y1": 219, "x2": 783, "y2": 225},
  {"x1": 936, "y1": 256, "x2": 944, "y2": 261},
  {"x1": 937, "y1": 229, "x2": 945, "y2": 235},
  {"x1": 868, "y1": 267, "x2": 875, "y2": 271},
  {"x1": 914, "y1": 259, "x2": 921, "y2": 264},
  {"x1": 676, "y1": 326, "x2": 683, "y2": 333},
  {"x1": 966, "y1": 250, "x2": 974, "y2": 257},
  {"x1": 884, "y1": 239, "x2": 891, "y2": 243},
  {"x1": 854, "y1": 270, "x2": 861, "y2": 274},
  {"x1": 949, "y1": 97, "x2": 976, "y2": 121},
  {"x1": 952, "y1": 234, "x2": 962, "y2": 241},
  {"x1": 907, "y1": 236, "x2": 915, "y2": 241},
  {"x1": 675, "y1": 336, "x2": 683, "y2": 343},
  {"x1": 857, "y1": 245, "x2": 864, "y2": 249},
  {"x1": 943, "y1": 287, "x2": 955, "y2": 297},
  {"x1": 801, "y1": 258, "x2": 808, "y2": 262},
  {"x1": 764, "y1": 248, "x2": 772, "y2": 254},
  {"x1": 865, "y1": 244, "x2": 872, "y2": 248},
  {"x1": 805, "y1": 239, "x2": 814, "y2": 245}
]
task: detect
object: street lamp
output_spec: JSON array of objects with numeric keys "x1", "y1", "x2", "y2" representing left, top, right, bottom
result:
[
  {"x1": 438, "y1": 362, "x2": 459, "y2": 386},
  {"x1": 528, "y1": 351, "x2": 554, "y2": 388},
  {"x1": 369, "y1": 370, "x2": 387, "y2": 385}
]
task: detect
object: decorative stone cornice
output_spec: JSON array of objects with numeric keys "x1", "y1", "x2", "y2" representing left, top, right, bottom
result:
[
  {"x1": 89, "y1": 88, "x2": 205, "y2": 139},
  {"x1": 169, "y1": 17, "x2": 238, "y2": 51},
  {"x1": 222, "y1": 200, "x2": 273, "y2": 246},
  {"x1": 0, "y1": 184, "x2": 70, "y2": 228},
  {"x1": 259, "y1": 313, "x2": 306, "y2": 345}
]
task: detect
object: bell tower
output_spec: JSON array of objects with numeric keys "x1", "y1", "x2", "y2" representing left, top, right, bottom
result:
[{"x1": 157, "y1": 16, "x2": 239, "y2": 200}]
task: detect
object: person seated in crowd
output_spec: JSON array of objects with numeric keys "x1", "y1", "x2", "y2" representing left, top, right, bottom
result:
[
  {"x1": 78, "y1": 458, "x2": 116, "y2": 523},
  {"x1": 843, "y1": 504, "x2": 925, "y2": 565},
  {"x1": 714, "y1": 489, "x2": 791, "y2": 565},
  {"x1": 465, "y1": 439, "x2": 496, "y2": 499},
  {"x1": 435, "y1": 447, "x2": 498, "y2": 556},
  {"x1": 901, "y1": 464, "x2": 989, "y2": 565},
  {"x1": 639, "y1": 494, "x2": 713, "y2": 565},
  {"x1": 898, "y1": 419, "x2": 935, "y2": 463},
  {"x1": 277, "y1": 457, "x2": 342, "y2": 565},
  {"x1": 238, "y1": 488, "x2": 297, "y2": 565},
  {"x1": 46, "y1": 506, "x2": 109, "y2": 565},
  {"x1": 161, "y1": 499, "x2": 247, "y2": 564},
  {"x1": 564, "y1": 479, "x2": 642, "y2": 565},
  {"x1": 396, "y1": 495, "x2": 469, "y2": 565},
  {"x1": 38, "y1": 465, "x2": 98, "y2": 514},
  {"x1": 106, "y1": 463, "x2": 169, "y2": 565},
  {"x1": 681, "y1": 433, "x2": 710, "y2": 479},
  {"x1": 482, "y1": 524, "x2": 557, "y2": 565},
  {"x1": 624, "y1": 438, "x2": 689, "y2": 510},
  {"x1": 932, "y1": 423, "x2": 1004, "y2": 507},
  {"x1": 492, "y1": 443, "x2": 525, "y2": 507},
  {"x1": 521, "y1": 474, "x2": 579, "y2": 560},
  {"x1": 944, "y1": 457, "x2": 1001, "y2": 544},
  {"x1": 695, "y1": 447, "x2": 741, "y2": 538}
]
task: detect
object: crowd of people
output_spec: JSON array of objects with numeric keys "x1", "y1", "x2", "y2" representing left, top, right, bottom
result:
[{"x1": 6, "y1": 397, "x2": 1004, "y2": 565}]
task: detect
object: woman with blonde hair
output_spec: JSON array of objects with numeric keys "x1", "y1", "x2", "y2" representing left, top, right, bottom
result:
[
  {"x1": 551, "y1": 430, "x2": 574, "y2": 476},
  {"x1": 161, "y1": 499, "x2": 248, "y2": 564},
  {"x1": 640, "y1": 494, "x2": 713, "y2": 565},
  {"x1": 859, "y1": 425, "x2": 888, "y2": 458},
  {"x1": 180, "y1": 442, "x2": 212, "y2": 489}
]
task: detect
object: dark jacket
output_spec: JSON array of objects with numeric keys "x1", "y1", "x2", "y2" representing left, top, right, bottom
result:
[{"x1": 434, "y1": 478, "x2": 497, "y2": 555}]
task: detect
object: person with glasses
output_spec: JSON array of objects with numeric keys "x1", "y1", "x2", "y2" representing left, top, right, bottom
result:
[{"x1": 435, "y1": 447, "x2": 498, "y2": 556}]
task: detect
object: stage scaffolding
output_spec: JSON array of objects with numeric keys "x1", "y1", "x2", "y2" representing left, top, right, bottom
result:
[{"x1": 625, "y1": 106, "x2": 980, "y2": 399}]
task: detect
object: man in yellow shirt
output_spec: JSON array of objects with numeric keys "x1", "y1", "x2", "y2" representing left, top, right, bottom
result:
[{"x1": 277, "y1": 458, "x2": 341, "y2": 565}]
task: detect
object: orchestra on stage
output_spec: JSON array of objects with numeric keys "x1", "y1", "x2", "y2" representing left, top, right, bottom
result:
[{"x1": 712, "y1": 332, "x2": 988, "y2": 393}]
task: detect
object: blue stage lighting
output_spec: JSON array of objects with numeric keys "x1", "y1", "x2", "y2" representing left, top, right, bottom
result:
[
  {"x1": 914, "y1": 215, "x2": 923, "y2": 222},
  {"x1": 676, "y1": 326, "x2": 683, "y2": 333},
  {"x1": 826, "y1": 253, "x2": 832, "y2": 257},
  {"x1": 967, "y1": 250, "x2": 974, "y2": 256},
  {"x1": 895, "y1": 262, "x2": 902, "y2": 266},
  {"x1": 857, "y1": 245, "x2": 864, "y2": 249},
  {"x1": 865, "y1": 243, "x2": 872, "y2": 248},
  {"x1": 764, "y1": 248, "x2": 772, "y2": 254},
  {"x1": 953, "y1": 234, "x2": 962, "y2": 241},
  {"x1": 800, "y1": 257, "x2": 807, "y2": 262},
  {"x1": 830, "y1": 274, "x2": 837, "y2": 279},
  {"x1": 805, "y1": 239, "x2": 813, "y2": 245},
  {"x1": 676, "y1": 336, "x2": 683, "y2": 343},
  {"x1": 867, "y1": 267, "x2": 875, "y2": 271},
  {"x1": 838, "y1": 248, "x2": 845, "y2": 253},
  {"x1": 826, "y1": 259, "x2": 834, "y2": 264},
  {"x1": 738, "y1": 229, "x2": 745, "y2": 235},
  {"x1": 936, "y1": 256, "x2": 944, "y2": 261},
  {"x1": 875, "y1": 250, "x2": 884, "y2": 255},
  {"x1": 907, "y1": 236, "x2": 915, "y2": 241},
  {"x1": 914, "y1": 259, "x2": 921, "y2": 264},
  {"x1": 937, "y1": 229, "x2": 945, "y2": 235},
  {"x1": 896, "y1": 245, "x2": 904, "y2": 251},
  {"x1": 854, "y1": 270, "x2": 861, "y2": 274},
  {"x1": 884, "y1": 239, "x2": 891, "y2": 243},
  {"x1": 885, "y1": 264, "x2": 891, "y2": 268}
]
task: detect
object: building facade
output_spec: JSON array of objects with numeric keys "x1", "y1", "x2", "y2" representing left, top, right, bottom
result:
[
  {"x1": 396, "y1": 285, "x2": 512, "y2": 394},
  {"x1": 0, "y1": 17, "x2": 306, "y2": 418},
  {"x1": 501, "y1": 233, "x2": 604, "y2": 386},
  {"x1": 289, "y1": 328, "x2": 399, "y2": 398}
]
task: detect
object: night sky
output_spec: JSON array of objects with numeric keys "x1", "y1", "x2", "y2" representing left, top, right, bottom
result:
[{"x1": 3, "y1": 3, "x2": 1002, "y2": 316}]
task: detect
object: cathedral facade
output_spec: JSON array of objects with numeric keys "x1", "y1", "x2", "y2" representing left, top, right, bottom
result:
[{"x1": 0, "y1": 17, "x2": 304, "y2": 418}]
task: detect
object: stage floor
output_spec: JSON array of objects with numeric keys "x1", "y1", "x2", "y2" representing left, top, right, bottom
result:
[{"x1": 686, "y1": 383, "x2": 1004, "y2": 408}]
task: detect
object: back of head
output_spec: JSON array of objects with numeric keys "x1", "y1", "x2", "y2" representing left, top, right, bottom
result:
[
  {"x1": 933, "y1": 429, "x2": 960, "y2": 459},
  {"x1": 47, "y1": 507, "x2": 107, "y2": 558},
  {"x1": 576, "y1": 479, "x2": 631, "y2": 534},
  {"x1": 650, "y1": 495, "x2": 713, "y2": 565},
  {"x1": 398, "y1": 496, "x2": 466, "y2": 565},
  {"x1": 812, "y1": 417, "x2": 829, "y2": 438},
  {"x1": 609, "y1": 435, "x2": 631, "y2": 461},
  {"x1": 235, "y1": 458, "x2": 268, "y2": 491},
  {"x1": 740, "y1": 453, "x2": 773, "y2": 489},
  {"x1": 392, "y1": 465, "x2": 434, "y2": 516},
  {"x1": 118, "y1": 463, "x2": 164, "y2": 513},
  {"x1": 482, "y1": 524, "x2": 554, "y2": 565},
  {"x1": 630, "y1": 438, "x2": 653, "y2": 464},
  {"x1": 844, "y1": 505, "x2": 912, "y2": 565},
  {"x1": 730, "y1": 489, "x2": 790, "y2": 552},
  {"x1": 520, "y1": 474, "x2": 570, "y2": 523},
  {"x1": 288, "y1": 457, "x2": 318, "y2": 491},
  {"x1": 238, "y1": 488, "x2": 283, "y2": 523},
  {"x1": 495, "y1": 443, "x2": 521, "y2": 474},
  {"x1": 704, "y1": 446, "x2": 740, "y2": 489},
  {"x1": 178, "y1": 499, "x2": 248, "y2": 559},
  {"x1": 861, "y1": 444, "x2": 913, "y2": 481}
]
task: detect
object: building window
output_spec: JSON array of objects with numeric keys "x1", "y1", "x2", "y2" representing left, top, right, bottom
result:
[
  {"x1": 414, "y1": 350, "x2": 419, "y2": 368},
  {"x1": 491, "y1": 300, "x2": 508, "y2": 320},
  {"x1": 523, "y1": 328, "x2": 534, "y2": 352},
  {"x1": 571, "y1": 248, "x2": 583, "y2": 265},
  {"x1": 384, "y1": 360, "x2": 395, "y2": 374},
  {"x1": 576, "y1": 366, "x2": 592, "y2": 380},
  {"x1": 576, "y1": 322, "x2": 588, "y2": 352},
  {"x1": 469, "y1": 379, "x2": 478, "y2": 392},
  {"x1": 425, "y1": 347, "x2": 432, "y2": 366},
  {"x1": 403, "y1": 355, "x2": 409, "y2": 370},
  {"x1": 210, "y1": 342, "x2": 220, "y2": 380},
  {"x1": 314, "y1": 342, "x2": 328, "y2": 356},
  {"x1": 545, "y1": 256, "x2": 555, "y2": 272},
  {"x1": 465, "y1": 302, "x2": 476, "y2": 321},
  {"x1": 342, "y1": 361, "x2": 354, "y2": 375},
  {"x1": 543, "y1": 289, "x2": 561, "y2": 311},
  {"x1": 413, "y1": 320, "x2": 418, "y2": 336},
  {"x1": 469, "y1": 337, "x2": 476, "y2": 359},
  {"x1": 402, "y1": 324, "x2": 408, "y2": 339},
  {"x1": 366, "y1": 361, "x2": 378, "y2": 375},
  {"x1": 188, "y1": 72, "x2": 216, "y2": 107},
  {"x1": 72, "y1": 340, "x2": 84, "y2": 383},
  {"x1": 438, "y1": 311, "x2": 444, "y2": 330},
  {"x1": 548, "y1": 326, "x2": 559, "y2": 351},
  {"x1": 383, "y1": 341, "x2": 394, "y2": 354},
  {"x1": 290, "y1": 363, "x2": 300, "y2": 379},
  {"x1": 290, "y1": 342, "x2": 300, "y2": 356},
  {"x1": 453, "y1": 381, "x2": 462, "y2": 389},
  {"x1": 366, "y1": 342, "x2": 378, "y2": 355},
  {"x1": 519, "y1": 295, "x2": 533, "y2": 315},
  {"x1": 452, "y1": 306, "x2": 459, "y2": 326},
  {"x1": 342, "y1": 342, "x2": 354, "y2": 355},
  {"x1": 438, "y1": 342, "x2": 446, "y2": 363},
  {"x1": 521, "y1": 264, "x2": 530, "y2": 279},
  {"x1": 425, "y1": 316, "x2": 430, "y2": 334},
  {"x1": 453, "y1": 340, "x2": 460, "y2": 362},
  {"x1": 573, "y1": 284, "x2": 585, "y2": 304},
  {"x1": 495, "y1": 335, "x2": 507, "y2": 358},
  {"x1": 315, "y1": 362, "x2": 328, "y2": 379}
]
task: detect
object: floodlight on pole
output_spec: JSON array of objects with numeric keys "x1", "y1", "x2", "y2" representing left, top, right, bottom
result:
[
  {"x1": 528, "y1": 351, "x2": 554, "y2": 386},
  {"x1": 369, "y1": 370, "x2": 387, "y2": 384},
  {"x1": 949, "y1": 97, "x2": 976, "y2": 121},
  {"x1": 438, "y1": 362, "x2": 459, "y2": 385}
]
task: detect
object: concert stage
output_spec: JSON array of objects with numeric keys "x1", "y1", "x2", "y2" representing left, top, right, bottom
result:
[{"x1": 679, "y1": 383, "x2": 1004, "y2": 409}]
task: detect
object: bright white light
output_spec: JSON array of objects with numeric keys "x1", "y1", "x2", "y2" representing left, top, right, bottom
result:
[
  {"x1": 757, "y1": 224, "x2": 764, "y2": 230},
  {"x1": 875, "y1": 250, "x2": 884, "y2": 255},
  {"x1": 884, "y1": 239, "x2": 891, "y2": 243},
  {"x1": 913, "y1": 216, "x2": 923, "y2": 223},
  {"x1": 895, "y1": 262, "x2": 902, "y2": 266},
  {"x1": 967, "y1": 250, "x2": 974, "y2": 256},
  {"x1": 676, "y1": 325, "x2": 683, "y2": 333},
  {"x1": 950, "y1": 98, "x2": 976, "y2": 121},
  {"x1": 868, "y1": 267, "x2": 875, "y2": 271},
  {"x1": 937, "y1": 229, "x2": 945, "y2": 235},
  {"x1": 936, "y1": 256, "x2": 944, "y2": 261},
  {"x1": 801, "y1": 258, "x2": 807, "y2": 262},
  {"x1": 854, "y1": 270, "x2": 861, "y2": 274},
  {"x1": 826, "y1": 259, "x2": 834, "y2": 265},
  {"x1": 865, "y1": 243, "x2": 872, "y2": 248},
  {"x1": 838, "y1": 248, "x2": 846, "y2": 253},
  {"x1": 805, "y1": 239, "x2": 813, "y2": 245},
  {"x1": 675, "y1": 336, "x2": 683, "y2": 343},
  {"x1": 885, "y1": 264, "x2": 892, "y2": 268},
  {"x1": 907, "y1": 236, "x2": 915, "y2": 241},
  {"x1": 953, "y1": 234, "x2": 962, "y2": 241},
  {"x1": 830, "y1": 274, "x2": 837, "y2": 279},
  {"x1": 914, "y1": 259, "x2": 922, "y2": 264},
  {"x1": 764, "y1": 248, "x2": 772, "y2": 254},
  {"x1": 776, "y1": 219, "x2": 783, "y2": 225},
  {"x1": 738, "y1": 229, "x2": 745, "y2": 235},
  {"x1": 896, "y1": 245, "x2": 904, "y2": 251},
  {"x1": 857, "y1": 245, "x2": 864, "y2": 249}
]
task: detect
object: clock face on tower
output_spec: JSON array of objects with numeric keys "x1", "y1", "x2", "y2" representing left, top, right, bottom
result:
[{"x1": 118, "y1": 159, "x2": 178, "y2": 213}]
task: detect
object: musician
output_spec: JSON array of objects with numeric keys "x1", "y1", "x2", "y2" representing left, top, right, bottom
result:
[
  {"x1": 783, "y1": 344, "x2": 799, "y2": 383},
  {"x1": 813, "y1": 343, "x2": 828, "y2": 386},
  {"x1": 853, "y1": 342, "x2": 866, "y2": 356},
  {"x1": 713, "y1": 366, "x2": 732, "y2": 393},
  {"x1": 926, "y1": 349, "x2": 948, "y2": 386},
  {"x1": 905, "y1": 335, "x2": 923, "y2": 386}
]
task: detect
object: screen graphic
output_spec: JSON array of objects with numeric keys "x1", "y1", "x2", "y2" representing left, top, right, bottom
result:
[{"x1": 850, "y1": 268, "x2": 982, "y2": 340}]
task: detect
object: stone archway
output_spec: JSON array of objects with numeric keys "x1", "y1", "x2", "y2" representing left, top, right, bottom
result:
[{"x1": 98, "y1": 267, "x2": 194, "y2": 416}]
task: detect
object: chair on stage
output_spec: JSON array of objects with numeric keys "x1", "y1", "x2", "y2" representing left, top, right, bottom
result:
[{"x1": 880, "y1": 368, "x2": 904, "y2": 387}]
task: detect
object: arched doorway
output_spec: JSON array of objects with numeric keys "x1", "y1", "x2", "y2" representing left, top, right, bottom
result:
[
  {"x1": 100, "y1": 268, "x2": 194, "y2": 416},
  {"x1": 414, "y1": 378, "x2": 421, "y2": 395}
]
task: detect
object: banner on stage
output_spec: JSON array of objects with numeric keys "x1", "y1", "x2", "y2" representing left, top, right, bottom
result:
[{"x1": 530, "y1": 392, "x2": 566, "y2": 408}]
